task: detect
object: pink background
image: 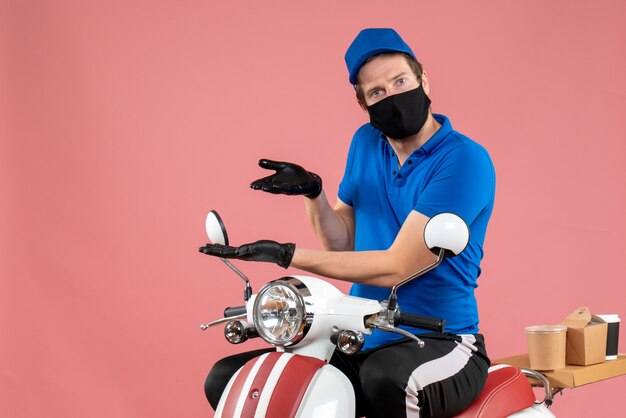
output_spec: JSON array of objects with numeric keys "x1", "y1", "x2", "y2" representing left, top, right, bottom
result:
[{"x1": 2, "y1": 1, "x2": 625, "y2": 416}]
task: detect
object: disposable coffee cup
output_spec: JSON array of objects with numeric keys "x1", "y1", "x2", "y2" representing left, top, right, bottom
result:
[
  {"x1": 596, "y1": 314, "x2": 620, "y2": 360},
  {"x1": 525, "y1": 325, "x2": 567, "y2": 370}
]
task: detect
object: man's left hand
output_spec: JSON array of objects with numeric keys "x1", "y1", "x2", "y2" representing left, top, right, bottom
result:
[{"x1": 250, "y1": 159, "x2": 322, "y2": 199}]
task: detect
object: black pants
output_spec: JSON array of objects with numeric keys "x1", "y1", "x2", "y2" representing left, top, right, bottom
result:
[{"x1": 205, "y1": 333, "x2": 489, "y2": 418}]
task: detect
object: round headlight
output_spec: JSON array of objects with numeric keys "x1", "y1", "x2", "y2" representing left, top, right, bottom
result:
[{"x1": 253, "y1": 278, "x2": 312, "y2": 346}]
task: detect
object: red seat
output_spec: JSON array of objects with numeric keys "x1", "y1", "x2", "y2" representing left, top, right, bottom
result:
[{"x1": 456, "y1": 364, "x2": 536, "y2": 417}]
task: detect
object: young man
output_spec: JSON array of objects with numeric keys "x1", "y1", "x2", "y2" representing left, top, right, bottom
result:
[{"x1": 202, "y1": 28, "x2": 495, "y2": 417}]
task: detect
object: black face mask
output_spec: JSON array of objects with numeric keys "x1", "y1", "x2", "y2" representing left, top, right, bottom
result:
[{"x1": 367, "y1": 85, "x2": 431, "y2": 140}]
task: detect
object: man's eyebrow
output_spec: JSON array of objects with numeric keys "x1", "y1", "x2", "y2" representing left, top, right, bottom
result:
[{"x1": 387, "y1": 72, "x2": 408, "y2": 82}]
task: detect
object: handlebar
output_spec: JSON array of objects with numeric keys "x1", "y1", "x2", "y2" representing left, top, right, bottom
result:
[
  {"x1": 395, "y1": 311, "x2": 446, "y2": 333},
  {"x1": 224, "y1": 306, "x2": 247, "y2": 318}
]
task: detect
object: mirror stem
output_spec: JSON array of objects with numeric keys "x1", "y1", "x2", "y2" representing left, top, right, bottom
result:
[
  {"x1": 220, "y1": 258, "x2": 253, "y2": 301},
  {"x1": 387, "y1": 248, "x2": 445, "y2": 311}
]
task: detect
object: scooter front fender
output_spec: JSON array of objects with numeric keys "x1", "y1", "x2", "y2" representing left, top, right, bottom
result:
[{"x1": 215, "y1": 352, "x2": 354, "y2": 418}]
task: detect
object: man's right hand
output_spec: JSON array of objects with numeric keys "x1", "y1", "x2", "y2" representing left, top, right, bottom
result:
[{"x1": 250, "y1": 159, "x2": 322, "y2": 199}]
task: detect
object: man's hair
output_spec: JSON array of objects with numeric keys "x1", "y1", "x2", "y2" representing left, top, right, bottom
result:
[{"x1": 354, "y1": 52, "x2": 423, "y2": 107}]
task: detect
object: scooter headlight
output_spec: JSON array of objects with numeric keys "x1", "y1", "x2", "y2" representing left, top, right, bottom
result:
[{"x1": 253, "y1": 278, "x2": 312, "y2": 346}]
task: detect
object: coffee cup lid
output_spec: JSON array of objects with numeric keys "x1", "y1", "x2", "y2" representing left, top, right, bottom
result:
[{"x1": 525, "y1": 325, "x2": 568, "y2": 334}]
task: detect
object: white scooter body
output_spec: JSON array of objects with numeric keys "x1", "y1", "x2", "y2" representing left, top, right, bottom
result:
[
  {"x1": 202, "y1": 211, "x2": 556, "y2": 418},
  {"x1": 213, "y1": 275, "x2": 555, "y2": 418},
  {"x1": 510, "y1": 405, "x2": 556, "y2": 417}
]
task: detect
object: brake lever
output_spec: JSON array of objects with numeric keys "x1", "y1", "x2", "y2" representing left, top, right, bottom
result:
[
  {"x1": 200, "y1": 313, "x2": 247, "y2": 330},
  {"x1": 365, "y1": 316, "x2": 425, "y2": 348}
]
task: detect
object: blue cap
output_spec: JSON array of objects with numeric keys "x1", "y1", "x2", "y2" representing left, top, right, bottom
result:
[{"x1": 345, "y1": 28, "x2": 416, "y2": 85}]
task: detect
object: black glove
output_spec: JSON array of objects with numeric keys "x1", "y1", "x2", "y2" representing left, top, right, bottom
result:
[
  {"x1": 250, "y1": 159, "x2": 322, "y2": 199},
  {"x1": 199, "y1": 240, "x2": 295, "y2": 269}
]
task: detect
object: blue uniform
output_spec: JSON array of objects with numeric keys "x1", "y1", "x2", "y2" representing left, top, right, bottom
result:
[{"x1": 338, "y1": 114, "x2": 495, "y2": 349}]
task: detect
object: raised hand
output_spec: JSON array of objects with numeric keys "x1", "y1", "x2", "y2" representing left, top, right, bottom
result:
[{"x1": 250, "y1": 159, "x2": 322, "y2": 199}]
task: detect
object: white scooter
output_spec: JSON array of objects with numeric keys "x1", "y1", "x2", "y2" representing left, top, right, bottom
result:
[{"x1": 200, "y1": 210, "x2": 556, "y2": 417}]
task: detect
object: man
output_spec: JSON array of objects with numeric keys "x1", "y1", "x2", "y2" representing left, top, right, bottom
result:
[{"x1": 202, "y1": 28, "x2": 495, "y2": 417}]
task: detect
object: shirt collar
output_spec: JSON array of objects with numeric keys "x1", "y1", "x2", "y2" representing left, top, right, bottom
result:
[{"x1": 418, "y1": 113, "x2": 452, "y2": 155}]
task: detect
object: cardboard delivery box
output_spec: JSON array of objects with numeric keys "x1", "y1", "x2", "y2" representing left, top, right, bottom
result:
[{"x1": 560, "y1": 307, "x2": 608, "y2": 366}]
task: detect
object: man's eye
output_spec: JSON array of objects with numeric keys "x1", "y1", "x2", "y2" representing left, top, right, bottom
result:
[
  {"x1": 371, "y1": 89, "x2": 382, "y2": 97},
  {"x1": 396, "y1": 78, "x2": 406, "y2": 85}
]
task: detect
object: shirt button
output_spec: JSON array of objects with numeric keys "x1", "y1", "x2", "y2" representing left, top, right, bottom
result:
[
  {"x1": 392, "y1": 170, "x2": 397, "y2": 175},
  {"x1": 397, "y1": 174, "x2": 402, "y2": 178},
  {"x1": 407, "y1": 160, "x2": 413, "y2": 165}
]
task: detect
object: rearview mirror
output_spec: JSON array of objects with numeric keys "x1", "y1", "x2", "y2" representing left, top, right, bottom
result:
[
  {"x1": 424, "y1": 213, "x2": 469, "y2": 256},
  {"x1": 205, "y1": 210, "x2": 229, "y2": 246}
]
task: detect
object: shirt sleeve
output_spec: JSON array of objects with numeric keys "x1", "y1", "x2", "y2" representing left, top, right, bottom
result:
[
  {"x1": 413, "y1": 143, "x2": 495, "y2": 225},
  {"x1": 337, "y1": 129, "x2": 361, "y2": 207}
]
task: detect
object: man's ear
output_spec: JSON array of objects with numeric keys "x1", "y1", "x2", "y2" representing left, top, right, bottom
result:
[
  {"x1": 353, "y1": 85, "x2": 368, "y2": 112},
  {"x1": 357, "y1": 100, "x2": 368, "y2": 112},
  {"x1": 421, "y1": 71, "x2": 431, "y2": 95}
]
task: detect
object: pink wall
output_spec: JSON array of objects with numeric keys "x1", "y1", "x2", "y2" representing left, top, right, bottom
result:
[{"x1": 2, "y1": 1, "x2": 625, "y2": 416}]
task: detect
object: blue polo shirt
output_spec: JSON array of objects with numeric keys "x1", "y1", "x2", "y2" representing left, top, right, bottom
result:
[{"x1": 338, "y1": 114, "x2": 495, "y2": 349}]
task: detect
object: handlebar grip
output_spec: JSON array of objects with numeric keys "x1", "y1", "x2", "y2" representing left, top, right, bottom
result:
[
  {"x1": 395, "y1": 312, "x2": 446, "y2": 333},
  {"x1": 224, "y1": 306, "x2": 247, "y2": 318}
]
